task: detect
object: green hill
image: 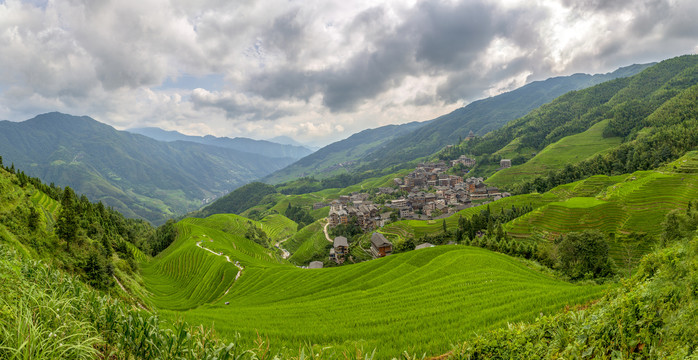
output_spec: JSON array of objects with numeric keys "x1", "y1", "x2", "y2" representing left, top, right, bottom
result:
[
  {"x1": 143, "y1": 226, "x2": 608, "y2": 357},
  {"x1": 486, "y1": 119, "x2": 623, "y2": 187},
  {"x1": 141, "y1": 214, "x2": 289, "y2": 310},
  {"x1": 263, "y1": 121, "x2": 427, "y2": 184},
  {"x1": 449, "y1": 55, "x2": 698, "y2": 187},
  {"x1": 0, "y1": 113, "x2": 296, "y2": 224}
]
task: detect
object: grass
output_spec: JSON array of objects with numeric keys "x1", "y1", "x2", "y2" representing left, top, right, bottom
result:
[
  {"x1": 148, "y1": 245, "x2": 608, "y2": 358},
  {"x1": 487, "y1": 120, "x2": 623, "y2": 188},
  {"x1": 141, "y1": 214, "x2": 287, "y2": 310},
  {"x1": 284, "y1": 220, "x2": 330, "y2": 265}
]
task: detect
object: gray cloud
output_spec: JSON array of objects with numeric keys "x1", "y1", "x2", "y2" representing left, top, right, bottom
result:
[
  {"x1": 190, "y1": 88, "x2": 297, "y2": 121},
  {"x1": 263, "y1": 8, "x2": 307, "y2": 61},
  {"x1": 1, "y1": 0, "x2": 697, "y2": 143},
  {"x1": 410, "y1": 1, "x2": 500, "y2": 69}
]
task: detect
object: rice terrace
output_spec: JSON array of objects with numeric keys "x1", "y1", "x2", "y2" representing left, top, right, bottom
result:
[
  {"x1": 143, "y1": 214, "x2": 609, "y2": 357},
  {"x1": 1, "y1": 16, "x2": 698, "y2": 359}
]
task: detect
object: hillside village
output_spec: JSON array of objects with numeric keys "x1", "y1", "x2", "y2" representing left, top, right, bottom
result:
[
  {"x1": 324, "y1": 158, "x2": 511, "y2": 263},
  {"x1": 327, "y1": 159, "x2": 510, "y2": 229}
]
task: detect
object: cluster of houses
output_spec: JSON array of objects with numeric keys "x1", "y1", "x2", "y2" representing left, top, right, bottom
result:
[
  {"x1": 327, "y1": 193, "x2": 393, "y2": 230},
  {"x1": 451, "y1": 155, "x2": 476, "y2": 168},
  {"x1": 328, "y1": 232, "x2": 394, "y2": 264},
  {"x1": 388, "y1": 162, "x2": 510, "y2": 219},
  {"x1": 321, "y1": 159, "x2": 514, "y2": 265}
]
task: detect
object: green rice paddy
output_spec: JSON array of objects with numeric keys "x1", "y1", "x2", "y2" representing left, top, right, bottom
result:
[
  {"x1": 487, "y1": 120, "x2": 623, "y2": 188},
  {"x1": 140, "y1": 152, "x2": 698, "y2": 358},
  {"x1": 145, "y1": 237, "x2": 608, "y2": 357}
]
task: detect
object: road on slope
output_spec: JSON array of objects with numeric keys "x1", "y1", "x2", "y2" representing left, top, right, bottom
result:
[
  {"x1": 275, "y1": 238, "x2": 291, "y2": 259},
  {"x1": 195, "y1": 237, "x2": 244, "y2": 293},
  {"x1": 323, "y1": 220, "x2": 332, "y2": 243}
]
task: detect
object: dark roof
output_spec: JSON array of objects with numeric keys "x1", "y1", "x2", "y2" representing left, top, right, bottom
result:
[
  {"x1": 334, "y1": 236, "x2": 349, "y2": 248},
  {"x1": 371, "y1": 233, "x2": 392, "y2": 248}
]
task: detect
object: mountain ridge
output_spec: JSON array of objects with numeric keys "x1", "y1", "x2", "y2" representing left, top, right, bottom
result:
[
  {"x1": 263, "y1": 63, "x2": 653, "y2": 184},
  {"x1": 127, "y1": 127, "x2": 314, "y2": 160},
  {"x1": 0, "y1": 112, "x2": 296, "y2": 224}
]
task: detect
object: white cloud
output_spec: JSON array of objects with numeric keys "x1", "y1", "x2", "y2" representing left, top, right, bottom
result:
[{"x1": 0, "y1": 0, "x2": 696, "y2": 145}]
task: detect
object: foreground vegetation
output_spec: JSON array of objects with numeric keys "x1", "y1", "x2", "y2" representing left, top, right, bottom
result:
[{"x1": 450, "y1": 215, "x2": 698, "y2": 359}]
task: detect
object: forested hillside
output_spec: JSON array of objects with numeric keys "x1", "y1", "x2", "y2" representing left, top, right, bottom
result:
[
  {"x1": 359, "y1": 63, "x2": 652, "y2": 171},
  {"x1": 436, "y1": 55, "x2": 698, "y2": 190},
  {"x1": 263, "y1": 120, "x2": 427, "y2": 183},
  {"x1": 0, "y1": 113, "x2": 294, "y2": 224}
]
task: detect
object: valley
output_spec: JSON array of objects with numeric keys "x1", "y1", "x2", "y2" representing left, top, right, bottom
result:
[{"x1": 2, "y1": 55, "x2": 698, "y2": 359}]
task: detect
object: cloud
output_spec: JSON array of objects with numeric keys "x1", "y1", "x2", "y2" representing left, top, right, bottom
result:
[
  {"x1": 0, "y1": 0, "x2": 697, "y2": 145},
  {"x1": 190, "y1": 88, "x2": 301, "y2": 121}
]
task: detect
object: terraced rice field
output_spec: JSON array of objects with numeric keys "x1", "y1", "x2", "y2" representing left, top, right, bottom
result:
[
  {"x1": 504, "y1": 155, "x2": 698, "y2": 264},
  {"x1": 30, "y1": 190, "x2": 60, "y2": 226},
  {"x1": 487, "y1": 120, "x2": 623, "y2": 188},
  {"x1": 258, "y1": 214, "x2": 297, "y2": 242},
  {"x1": 141, "y1": 214, "x2": 287, "y2": 310},
  {"x1": 507, "y1": 170, "x2": 698, "y2": 239},
  {"x1": 283, "y1": 220, "x2": 330, "y2": 265},
  {"x1": 149, "y1": 243, "x2": 608, "y2": 357}
]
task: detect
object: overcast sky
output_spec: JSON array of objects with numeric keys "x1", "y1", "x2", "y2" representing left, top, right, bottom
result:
[{"x1": 1, "y1": 0, "x2": 697, "y2": 146}]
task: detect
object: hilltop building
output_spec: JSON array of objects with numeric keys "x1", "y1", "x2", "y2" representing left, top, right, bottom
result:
[
  {"x1": 500, "y1": 159, "x2": 512, "y2": 168},
  {"x1": 465, "y1": 130, "x2": 475, "y2": 141}
]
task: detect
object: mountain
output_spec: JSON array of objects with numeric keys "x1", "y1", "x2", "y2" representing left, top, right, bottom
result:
[
  {"x1": 263, "y1": 63, "x2": 652, "y2": 184},
  {"x1": 267, "y1": 135, "x2": 319, "y2": 150},
  {"x1": 263, "y1": 120, "x2": 429, "y2": 183},
  {"x1": 0, "y1": 112, "x2": 296, "y2": 224},
  {"x1": 358, "y1": 63, "x2": 654, "y2": 171},
  {"x1": 127, "y1": 127, "x2": 314, "y2": 160},
  {"x1": 450, "y1": 54, "x2": 698, "y2": 189}
]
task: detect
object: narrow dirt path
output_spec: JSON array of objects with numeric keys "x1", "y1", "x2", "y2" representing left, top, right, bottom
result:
[
  {"x1": 113, "y1": 275, "x2": 147, "y2": 310},
  {"x1": 195, "y1": 238, "x2": 244, "y2": 296},
  {"x1": 323, "y1": 220, "x2": 333, "y2": 243},
  {"x1": 275, "y1": 238, "x2": 291, "y2": 259}
]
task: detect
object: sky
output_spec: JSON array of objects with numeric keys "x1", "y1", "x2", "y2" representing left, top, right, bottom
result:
[{"x1": 1, "y1": 0, "x2": 697, "y2": 147}]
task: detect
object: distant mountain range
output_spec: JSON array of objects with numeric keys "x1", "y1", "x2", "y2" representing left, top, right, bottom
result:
[
  {"x1": 127, "y1": 127, "x2": 314, "y2": 160},
  {"x1": 263, "y1": 63, "x2": 653, "y2": 183},
  {"x1": 263, "y1": 121, "x2": 429, "y2": 184},
  {"x1": 0, "y1": 113, "x2": 300, "y2": 224},
  {"x1": 266, "y1": 136, "x2": 320, "y2": 151}
]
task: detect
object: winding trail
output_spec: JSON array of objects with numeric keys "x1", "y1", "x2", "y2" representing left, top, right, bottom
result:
[
  {"x1": 323, "y1": 220, "x2": 333, "y2": 243},
  {"x1": 195, "y1": 238, "x2": 244, "y2": 295},
  {"x1": 113, "y1": 275, "x2": 147, "y2": 310},
  {"x1": 275, "y1": 238, "x2": 291, "y2": 259}
]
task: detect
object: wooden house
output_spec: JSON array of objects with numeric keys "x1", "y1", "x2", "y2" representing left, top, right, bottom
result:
[{"x1": 370, "y1": 233, "x2": 393, "y2": 258}]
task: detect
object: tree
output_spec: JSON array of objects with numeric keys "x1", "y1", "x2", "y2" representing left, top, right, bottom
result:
[
  {"x1": 661, "y1": 209, "x2": 686, "y2": 246},
  {"x1": 27, "y1": 206, "x2": 40, "y2": 231},
  {"x1": 56, "y1": 205, "x2": 79, "y2": 250},
  {"x1": 557, "y1": 230, "x2": 614, "y2": 280}
]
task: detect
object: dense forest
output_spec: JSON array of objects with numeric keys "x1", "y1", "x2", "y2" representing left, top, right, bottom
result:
[{"x1": 0, "y1": 156, "x2": 176, "y2": 290}]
